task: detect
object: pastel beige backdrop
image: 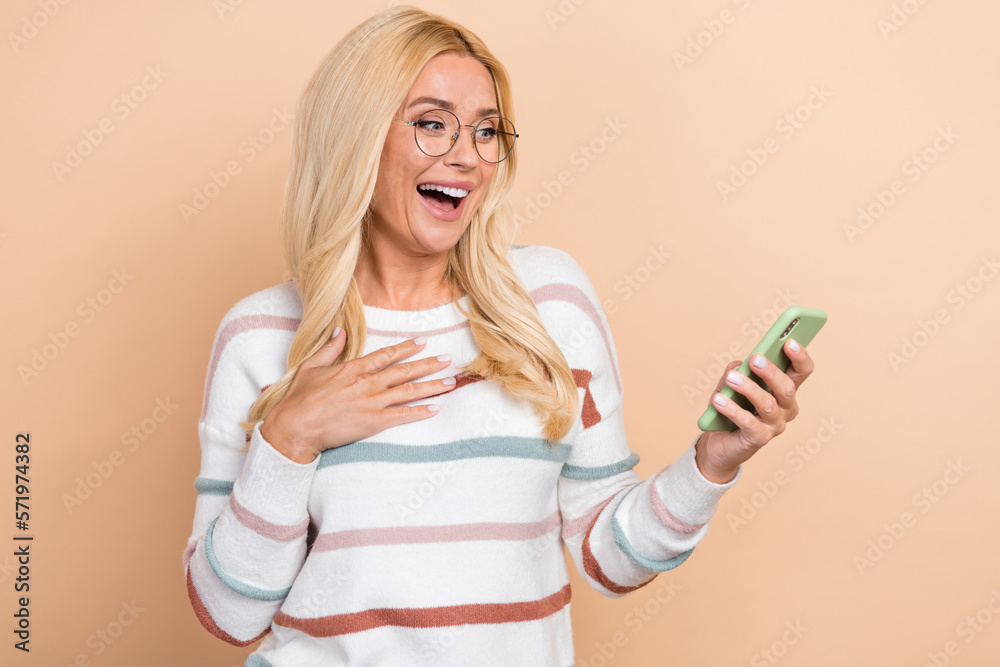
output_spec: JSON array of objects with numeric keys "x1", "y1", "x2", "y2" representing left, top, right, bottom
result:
[{"x1": 3, "y1": 0, "x2": 997, "y2": 665}]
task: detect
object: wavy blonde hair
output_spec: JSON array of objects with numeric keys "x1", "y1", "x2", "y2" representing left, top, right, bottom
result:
[{"x1": 238, "y1": 5, "x2": 578, "y2": 449}]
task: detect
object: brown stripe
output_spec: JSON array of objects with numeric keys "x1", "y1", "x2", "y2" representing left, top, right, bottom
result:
[
  {"x1": 273, "y1": 584, "x2": 572, "y2": 637},
  {"x1": 571, "y1": 368, "x2": 601, "y2": 428},
  {"x1": 581, "y1": 493, "x2": 654, "y2": 595},
  {"x1": 185, "y1": 560, "x2": 270, "y2": 647}
]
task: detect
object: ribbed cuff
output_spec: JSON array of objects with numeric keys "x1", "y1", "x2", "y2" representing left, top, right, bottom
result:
[
  {"x1": 231, "y1": 421, "x2": 320, "y2": 526},
  {"x1": 652, "y1": 434, "x2": 741, "y2": 526}
]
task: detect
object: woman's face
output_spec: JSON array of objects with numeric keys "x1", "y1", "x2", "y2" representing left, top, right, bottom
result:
[{"x1": 369, "y1": 52, "x2": 500, "y2": 258}]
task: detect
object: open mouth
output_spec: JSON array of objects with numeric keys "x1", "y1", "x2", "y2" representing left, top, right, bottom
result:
[{"x1": 417, "y1": 183, "x2": 470, "y2": 213}]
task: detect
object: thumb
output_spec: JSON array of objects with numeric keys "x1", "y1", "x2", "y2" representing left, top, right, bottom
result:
[{"x1": 300, "y1": 326, "x2": 347, "y2": 370}]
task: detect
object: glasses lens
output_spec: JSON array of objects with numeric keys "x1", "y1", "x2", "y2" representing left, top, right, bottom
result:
[
  {"x1": 474, "y1": 117, "x2": 516, "y2": 163},
  {"x1": 410, "y1": 110, "x2": 517, "y2": 162},
  {"x1": 413, "y1": 109, "x2": 459, "y2": 157}
]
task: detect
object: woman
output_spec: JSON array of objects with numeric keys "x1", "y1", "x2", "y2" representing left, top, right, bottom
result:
[{"x1": 182, "y1": 6, "x2": 815, "y2": 666}]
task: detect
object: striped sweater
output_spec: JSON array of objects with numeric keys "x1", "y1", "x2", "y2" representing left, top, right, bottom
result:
[{"x1": 182, "y1": 244, "x2": 740, "y2": 666}]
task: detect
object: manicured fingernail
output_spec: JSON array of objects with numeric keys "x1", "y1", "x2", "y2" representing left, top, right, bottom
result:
[
  {"x1": 442, "y1": 376, "x2": 456, "y2": 385},
  {"x1": 427, "y1": 404, "x2": 439, "y2": 412},
  {"x1": 413, "y1": 336, "x2": 427, "y2": 345},
  {"x1": 437, "y1": 354, "x2": 451, "y2": 362},
  {"x1": 752, "y1": 355, "x2": 766, "y2": 370},
  {"x1": 331, "y1": 326, "x2": 341, "y2": 339},
  {"x1": 788, "y1": 338, "x2": 801, "y2": 352},
  {"x1": 727, "y1": 371, "x2": 743, "y2": 385},
  {"x1": 713, "y1": 394, "x2": 728, "y2": 407}
]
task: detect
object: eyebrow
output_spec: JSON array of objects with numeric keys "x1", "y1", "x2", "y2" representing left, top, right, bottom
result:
[{"x1": 405, "y1": 96, "x2": 500, "y2": 119}]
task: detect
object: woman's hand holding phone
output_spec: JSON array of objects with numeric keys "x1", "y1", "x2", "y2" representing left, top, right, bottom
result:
[{"x1": 693, "y1": 336, "x2": 817, "y2": 484}]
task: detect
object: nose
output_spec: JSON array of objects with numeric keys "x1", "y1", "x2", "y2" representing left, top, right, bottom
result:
[{"x1": 445, "y1": 125, "x2": 480, "y2": 168}]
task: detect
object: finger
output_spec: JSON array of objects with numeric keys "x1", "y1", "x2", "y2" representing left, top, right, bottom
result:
[
  {"x1": 299, "y1": 326, "x2": 348, "y2": 370},
  {"x1": 709, "y1": 392, "x2": 769, "y2": 447},
  {"x1": 382, "y1": 375, "x2": 458, "y2": 407},
  {"x1": 713, "y1": 360, "x2": 742, "y2": 394},
  {"x1": 724, "y1": 369, "x2": 780, "y2": 426},
  {"x1": 357, "y1": 336, "x2": 428, "y2": 375},
  {"x1": 783, "y1": 338, "x2": 815, "y2": 388},
  {"x1": 744, "y1": 354, "x2": 797, "y2": 411}
]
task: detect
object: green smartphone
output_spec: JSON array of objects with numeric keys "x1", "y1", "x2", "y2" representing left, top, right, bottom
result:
[{"x1": 697, "y1": 306, "x2": 827, "y2": 432}]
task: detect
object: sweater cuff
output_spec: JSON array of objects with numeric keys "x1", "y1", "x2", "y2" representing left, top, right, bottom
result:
[
  {"x1": 652, "y1": 434, "x2": 741, "y2": 527},
  {"x1": 231, "y1": 421, "x2": 319, "y2": 526}
]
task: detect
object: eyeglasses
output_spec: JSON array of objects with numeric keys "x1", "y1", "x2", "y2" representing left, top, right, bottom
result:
[{"x1": 393, "y1": 108, "x2": 518, "y2": 164}]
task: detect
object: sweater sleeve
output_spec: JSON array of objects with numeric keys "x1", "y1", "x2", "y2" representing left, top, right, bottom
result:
[
  {"x1": 553, "y1": 252, "x2": 741, "y2": 597},
  {"x1": 182, "y1": 315, "x2": 320, "y2": 646}
]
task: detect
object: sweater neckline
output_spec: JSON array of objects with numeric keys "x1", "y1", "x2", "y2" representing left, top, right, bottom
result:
[{"x1": 363, "y1": 293, "x2": 471, "y2": 335}]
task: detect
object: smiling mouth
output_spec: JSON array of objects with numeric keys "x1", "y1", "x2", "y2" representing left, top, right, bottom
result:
[{"x1": 417, "y1": 183, "x2": 470, "y2": 212}]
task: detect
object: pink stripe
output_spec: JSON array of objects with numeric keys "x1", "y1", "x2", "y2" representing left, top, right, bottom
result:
[
  {"x1": 531, "y1": 283, "x2": 622, "y2": 393},
  {"x1": 312, "y1": 511, "x2": 562, "y2": 552},
  {"x1": 200, "y1": 314, "x2": 301, "y2": 421},
  {"x1": 182, "y1": 541, "x2": 196, "y2": 568},
  {"x1": 649, "y1": 468, "x2": 704, "y2": 535},
  {"x1": 367, "y1": 319, "x2": 470, "y2": 340},
  {"x1": 561, "y1": 501, "x2": 606, "y2": 540},
  {"x1": 229, "y1": 493, "x2": 310, "y2": 542}
]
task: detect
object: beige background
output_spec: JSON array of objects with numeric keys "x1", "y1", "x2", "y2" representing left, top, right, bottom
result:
[{"x1": 4, "y1": 0, "x2": 998, "y2": 665}]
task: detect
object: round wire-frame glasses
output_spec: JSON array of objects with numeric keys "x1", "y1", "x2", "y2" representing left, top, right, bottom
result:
[{"x1": 393, "y1": 108, "x2": 518, "y2": 164}]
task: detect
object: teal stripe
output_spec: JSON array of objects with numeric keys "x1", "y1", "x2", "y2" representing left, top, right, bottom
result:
[
  {"x1": 245, "y1": 656, "x2": 275, "y2": 667},
  {"x1": 195, "y1": 477, "x2": 234, "y2": 495},
  {"x1": 317, "y1": 436, "x2": 571, "y2": 469},
  {"x1": 561, "y1": 452, "x2": 640, "y2": 480},
  {"x1": 610, "y1": 485, "x2": 694, "y2": 571},
  {"x1": 204, "y1": 517, "x2": 291, "y2": 601}
]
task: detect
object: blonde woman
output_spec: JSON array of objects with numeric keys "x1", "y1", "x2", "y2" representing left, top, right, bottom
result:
[{"x1": 182, "y1": 6, "x2": 816, "y2": 666}]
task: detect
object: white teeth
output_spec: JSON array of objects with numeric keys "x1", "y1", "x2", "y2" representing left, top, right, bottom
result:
[{"x1": 418, "y1": 184, "x2": 469, "y2": 198}]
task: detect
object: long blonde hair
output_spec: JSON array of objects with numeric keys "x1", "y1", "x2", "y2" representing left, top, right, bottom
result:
[{"x1": 239, "y1": 6, "x2": 579, "y2": 448}]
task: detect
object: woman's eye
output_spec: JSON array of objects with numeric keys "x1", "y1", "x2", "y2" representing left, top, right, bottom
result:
[
  {"x1": 416, "y1": 120, "x2": 446, "y2": 133},
  {"x1": 475, "y1": 128, "x2": 496, "y2": 142}
]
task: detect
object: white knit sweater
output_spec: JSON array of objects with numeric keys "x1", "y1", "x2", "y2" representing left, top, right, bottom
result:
[{"x1": 182, "y1": 244, "x2": 739, "y2": 666}]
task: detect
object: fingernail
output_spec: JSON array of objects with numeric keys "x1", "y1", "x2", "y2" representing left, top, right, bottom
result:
[
  {"x1": 713, "y1": 394, "x2": 728, "y2": 407},
  {"x1": 427, "y1": 404, "x2": 439, "y2": 412},
  {"x1": 752, "y1": 355, "x2": 766, "y2": 370},
  {"x1": 727, "y1": 371, "x2": 743, "y2": 385},
  {"x1": 414, "y1": 336, "x2": 427, "y2": 345},
  {"x1": 442, "y1": 376, "x2": 456, "y2": 385},
  {"x1": 331, "y1": 326, "x2": 341, "y2": 339},
  {"x1": 788, "y1": 338, "x2": 801, "y2": 352},
  {"x1": 437, "y1": 354, "x2": 451, "y2": 362}
]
